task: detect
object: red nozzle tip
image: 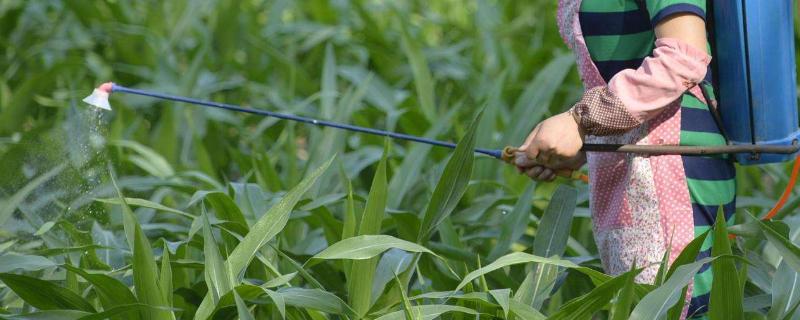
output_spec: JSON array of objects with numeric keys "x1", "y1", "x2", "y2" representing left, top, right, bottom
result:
[{"x1": 98, "y1": 82, "x2": 113, "y2": 93}]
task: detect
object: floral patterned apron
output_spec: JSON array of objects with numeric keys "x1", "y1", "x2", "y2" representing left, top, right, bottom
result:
[{"x1": 556, "y1": 0, "x2": 700, "y2": 288}]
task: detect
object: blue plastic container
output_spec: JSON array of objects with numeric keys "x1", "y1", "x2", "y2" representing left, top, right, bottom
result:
[{"x1": 712, "y1": 0, "x2": 800, "y2": 164}]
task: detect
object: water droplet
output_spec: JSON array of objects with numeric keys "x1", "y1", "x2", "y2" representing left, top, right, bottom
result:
[{"x1": 501, "y1": 210, "x2": 508, "y2": 215}]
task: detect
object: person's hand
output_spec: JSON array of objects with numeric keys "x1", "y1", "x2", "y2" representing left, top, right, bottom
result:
[
  {"x1": 517, "y1": 112, "x2": 584, "y2": 168},
  {"x1": 514, "y1": 151, "x2": 586, "y2": 181}
]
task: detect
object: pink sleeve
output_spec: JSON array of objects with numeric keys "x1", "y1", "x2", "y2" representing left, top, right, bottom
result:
[{"x1": 608, "y1": 37, "x2": 711, "y2": 122}]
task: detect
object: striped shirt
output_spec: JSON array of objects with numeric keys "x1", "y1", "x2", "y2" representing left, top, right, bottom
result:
[{"x1": 580, "y1": 0, "x2": 707, "y2": 82}]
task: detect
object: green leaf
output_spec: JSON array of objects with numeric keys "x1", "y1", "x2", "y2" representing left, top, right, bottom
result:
[
  {"x1": 387, "y1": 107, "x2": 457, "y2": 209},
  {"x1": 393, "y1": 272, "x2": 418, "y2": 320},
  {"x1": 159, "y1": 242, "x2": 173, "y2": 307},
  {"x1": 768, "y1": 260, "x2": 800, "y2": 320},
  {"x1": 398, "y1": 12, "x2": 436, "y2": 122},
  {"x1": 487, "y1": 182, "x2": 535, "y2": 261},
  {"x1": 0, "y1": 273, "x2": 95, "y2": 312},
  {"x1": 348, "y1": 144, "x2": 388, "y2": 316},
  {"x1": 752, "y1": 213, "x2": 800, "y2": 273},
  {"x1": 342, "y1": 179, "x2": 357, "y2": 240},
  {"x1": 311, "y1": 235, "x2": 435, "y2": 263},
  {"x1": 108, "y1": 168, "x2": 173, "y2": 320},
  {"x1": 628, "y1": 257, "x2": 714, "y2": 320},
  {"x1": 194, "y1": 156, "x2": 334, "y2": 319},
  {"x1": 95, "y1": 198, "x2": 194, "y2": 220},
  {"x1": 374, "y1": 305, "x2": 480, "y2": 320},
  {"x1": 226, "y1": 156, "x2": 334, "y2": 276},
  {"x1": 0, "y1": 254, "x2": 56, "y2": 273},
  {"x1": 110, "y1": 140, "x2": 175, "y2": 178},
  {"x1": 549, "y1": 266, "x2": 643, "y2": 320},
  {"x1": 488, "y1": 289, "x2": 511, "y2": 318},
  {"x1": 77, "y1": 304, "x2": 156, "y2": 320},
  {"x1": 503, "y1": 54, "x2": 574, "y2": 143},
  {"x1": 0, "y1": 164, "x2": 65, "y2": 226},
  {"x1": 0, "y1": 310, "x2": 91, "y2": 320},
  {"x1": 515, "y1": 185, "x2": 578, "y2": 307},
  {"x1": 262, "y1": 272, "x2": 297, "y2": 288},
  {"x1": 417, "y1": 110, "x2": 482, "y2": 242},
  {"x1": 665, "y1": 231, "x2": 709, "y2": 320},
  {"x1": 456, "y1": 252, "x2": 580, "y2": 292},
  {"x1": 708, "y1": 210, "x2": 744, "y2": 320},
  {"x1": 202, "y1": 209, "x2": 233, "y2": 303},
  {"x1": 508, "y1": 298, "x2": 546, "y2": 320},
  {"x1": 279, "y1": 288, "x2": 356, "y2": 317},
  {"x1": 610, "y1": 264, "x2": 639, "y2": 320},
  {"x1": 262, "y1": 289, "x2": 286, "y2": 320},
  {"x1": 188, "y1": 191, "x2": 248, "y2": 228},
  {"x1": 61, "y1": 264, "x2": 138, "y2": 316},
  {"x1": 233, "y1": 290, "x2": 254, "y2": 320},
  {"x1": 532, "y1": 185, "x2": 578, "y2": 258}
]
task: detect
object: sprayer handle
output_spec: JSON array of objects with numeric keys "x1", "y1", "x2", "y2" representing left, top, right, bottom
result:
[{"x1": 501, "y1": 146, "x2": 589, "y2": 183}]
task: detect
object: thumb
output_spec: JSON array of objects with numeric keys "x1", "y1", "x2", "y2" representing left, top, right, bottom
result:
[{"x1": 519, "y1": 124, "x2": 541, "y2": 150}]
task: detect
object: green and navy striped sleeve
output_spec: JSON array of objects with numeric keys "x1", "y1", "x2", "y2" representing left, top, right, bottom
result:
[{"x1": 645, "y1": 0, "x2": 706, "y2": 25}]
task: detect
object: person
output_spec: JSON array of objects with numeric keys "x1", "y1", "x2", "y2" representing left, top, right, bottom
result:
[{"x1": 514, "y1": 1, "x2": 734, "y2": 319}]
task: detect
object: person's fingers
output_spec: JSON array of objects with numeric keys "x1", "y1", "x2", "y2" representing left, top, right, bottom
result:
[
  {"x1": 525, "y1": 166, "x2": 544, "y2": 179},
  {"x1": 544, "y1": 154, "x2": 568, "y2": 168},
  {"x1": 515, "y1": 152, "x2": 538, "y2": 168},
  {"x1": 535, "y1": 150, "x2": 551, "y2": 167},
  {"x1": 540, "y1": 169, "x2": 557, "y2": 181},
  {"x1": 536, "y1": 168, "x2": 554, "y2": 180}
]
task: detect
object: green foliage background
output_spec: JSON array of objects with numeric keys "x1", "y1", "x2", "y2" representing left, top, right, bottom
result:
[{"x1": 0, "y1": 1, "x2": 799, "y2": 319}]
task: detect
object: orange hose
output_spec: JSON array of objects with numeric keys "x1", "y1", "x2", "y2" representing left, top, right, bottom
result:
[{"x1": 763, "y1": 154, "x2": 800, "y2": 220}]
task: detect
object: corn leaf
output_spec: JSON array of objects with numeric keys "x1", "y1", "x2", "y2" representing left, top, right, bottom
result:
[
  {"x1": 0, "y1": 254, "x2": 56, "y2": 273},
  {"x1": 348, "y1": 145, "x2": 388, "y2": 316},
  {"x1": 417, "y1": 110, "x2": 482, "y2": 242},
  {"x1": 398, "y1": 12, "x2": 436, "y2": 122},
  {"x1": 279, "y1": 287, "x2": 357, "y2": 317},
  {"x1": 62, "y1": 264, "x2": 138, "y2": 318},
  {"x1": 109, "y1": 168, "x2": 173, "y2": 320},
  {"x1": 488, "y1": 182, "x2": 535, "y2": 261},
  {"x1": 0, "y1": 164, "x2": 65, "y2": 226},
  {"x1": 610, "y1": 264, "x2": 640, "y2": 320},
  {"x1": 708, "y1": 210, "x2": 744, "y2": 320},
  {"x1": 95, "y1": 198, "x2": 194, "y2": 220},
  {"x1": 375, "y1": 305, "x2": 480, "y2": 320},
  {"x1": 549, "y1": 266, "x2": 643, "y2": 320},
  {"x1": 202, "y1": 210, "x2": 233, "y2": 303},
  {"x1": 515, "y1": 185, "x2": 577, "y2": 307},
  {"x1": 0, "y1": 273, "x2": 96, "y2": 312},
  {"x1": 233, "y1": 290, "x2": 254, "y2": 320},
  {"x1": 311, "y1": 235, "x2": 436, "y2": 264},
  {"x1": 628, "y1": 257, "x2": 714, "y2": 320},
  {"x1": 194, "y1": 156, "x2": 334, "y2": 319}
]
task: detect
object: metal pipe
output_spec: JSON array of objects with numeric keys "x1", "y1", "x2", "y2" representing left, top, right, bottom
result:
[{"x1": 581, "y1": 143, "x2": 800, "y2": 155}]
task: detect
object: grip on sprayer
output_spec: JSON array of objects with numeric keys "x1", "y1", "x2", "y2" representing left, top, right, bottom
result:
[{"x1": 502, "y1": 146, "x2": 589, "y2": 183}]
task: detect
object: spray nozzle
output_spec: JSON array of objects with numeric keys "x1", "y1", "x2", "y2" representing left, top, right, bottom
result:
[{"x1": 82, "y1": 82, "x2": 113, "y2": 111}]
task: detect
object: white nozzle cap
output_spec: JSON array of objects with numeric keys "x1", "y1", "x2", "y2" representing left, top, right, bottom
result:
[{"x1": 83, "y1": 88, "x2": 112, "y2": 111}]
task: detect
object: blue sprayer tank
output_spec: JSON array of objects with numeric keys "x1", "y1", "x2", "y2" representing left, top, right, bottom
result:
[{"x1": 712, "y1": 0, "x2": 800, "y2": 164}]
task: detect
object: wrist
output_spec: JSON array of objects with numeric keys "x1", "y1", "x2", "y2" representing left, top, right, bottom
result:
[{"x1": 567, "y1": 108, "x2": 586, "y2": 139}]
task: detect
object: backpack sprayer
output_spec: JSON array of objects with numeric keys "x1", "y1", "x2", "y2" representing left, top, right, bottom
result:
[{"x1": 82, "y1": 0, "x2": 800, "y2": 217}]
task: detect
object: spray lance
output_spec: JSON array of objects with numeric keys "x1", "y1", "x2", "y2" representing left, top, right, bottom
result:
[{"x1": 83, "y1": 82, "x2": 800, "y2": 218}]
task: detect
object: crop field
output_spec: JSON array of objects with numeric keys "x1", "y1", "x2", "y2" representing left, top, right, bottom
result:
[{"x1": 1, "y1": 1, "x2": 800, "y2": 319}]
